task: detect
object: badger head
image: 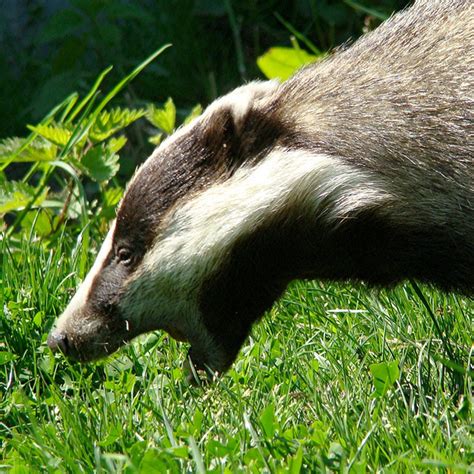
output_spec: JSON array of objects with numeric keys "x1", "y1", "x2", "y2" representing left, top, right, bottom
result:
[{"x1": 48, "y1": 80, "x2": 291, "y2": 374}]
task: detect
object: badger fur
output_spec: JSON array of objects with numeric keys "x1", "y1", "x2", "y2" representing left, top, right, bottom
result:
[{"x1": 48, "y1": 0, "x2": 473, "y2": 376}]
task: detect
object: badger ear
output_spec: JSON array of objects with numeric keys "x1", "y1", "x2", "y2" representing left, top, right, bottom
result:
[
  {"x1": 227, "y1": 80, "x2": 280, "y2": 134},
  {"x1": 206, "y1": 80, "x2": 280, "y2": 136},
  {"x1": 201, "y1": 80, "x2": 281, "y2": 170}
]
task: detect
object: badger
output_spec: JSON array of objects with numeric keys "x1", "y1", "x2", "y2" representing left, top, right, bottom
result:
[{"x1": 48, "y1": 0, "x2": 473, "y2": 378}]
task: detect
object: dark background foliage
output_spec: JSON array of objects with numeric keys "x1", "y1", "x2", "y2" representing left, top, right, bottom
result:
[{"x1": 1, "y1": 0, "x2": 410, "y2": 142}]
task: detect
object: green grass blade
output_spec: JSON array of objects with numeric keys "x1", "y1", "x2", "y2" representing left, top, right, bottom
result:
[
  {"x1": 65, "y1": 66, "x2": 113, "y2": 124},
  {"x1": 60, "y1": 45, "x2": 171, "y2": 158}
]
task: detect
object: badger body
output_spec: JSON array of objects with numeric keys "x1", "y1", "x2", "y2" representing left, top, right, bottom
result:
[{"x1": 48, "y1": 0, "x2": 474, "y2": 375}]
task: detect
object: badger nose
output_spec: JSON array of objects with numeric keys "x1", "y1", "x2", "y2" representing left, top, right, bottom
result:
[{"x1": 47, "y1": 330, "x2": 69, "y2": 355}]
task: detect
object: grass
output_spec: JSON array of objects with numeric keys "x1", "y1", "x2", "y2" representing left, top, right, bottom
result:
[{"x1": 1, "y1": 228, "x2": 472, "y2": 473}]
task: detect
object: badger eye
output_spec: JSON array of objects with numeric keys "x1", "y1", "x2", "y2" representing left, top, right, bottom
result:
[{"x1": 117, "y1": 247, "x2": 133, "y2": 265}]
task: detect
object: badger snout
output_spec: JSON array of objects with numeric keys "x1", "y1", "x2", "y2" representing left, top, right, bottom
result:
[
  {"x1": 47, "y1": 320, "x2": 131, "y2": 362},
  {"x1": 47, "y1": 323, "x2": 92, "y2": 362},
  {"x1": 47, "y1": 326, "x2": 88, "y2": 362},
  {"x1": 47, "y1": 329, "x2": 69, "y2": 355}
]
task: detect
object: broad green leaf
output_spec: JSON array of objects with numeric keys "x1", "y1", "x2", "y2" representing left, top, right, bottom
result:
[
  {"x1": 27, "y1": 124, "x2": 72, "y2": 147},
  {"x1": 289, "y1": 446, "x2": 304, "y2": 474},
  {"x1": 103, "y1": 186, "x2": 123, "y2": 207},
  {"x1": 20, "y1": 209, "x2": 54, "y2": 236},
  {"x1": 257, "y1": 47, "x2": 320, "y2": 81},
  {"x1": 260, "y1": 402, "x2": 276, "y2": 438},
  {"x1": 91, "y1": 107, "x2": 146, "y2": 142},
  {"x1": 370, "y1": 360, "x2": 400, "y2": 397},
  {"x1": 123, "y1": 372, "x2": 137, "y2": 393},
  {"x1": 81, "y1": 146, "x2": 120, "y2": 182},
  {"x1": 0, "y1": 351, "x2": 17, "y2": 365},
  {"x1": 310, "y1": 420, "x2": 328, "y2": 446},
  {"x1": 146, "y1": 98, "x2": 176, "y2": 135},
  {"x1": 243, "y1": 447, "x2": 261, "y2": 464},
  {"x1": 192, "y1": 408, "x2": 204, "y2": 437},
  {"x1": 33, "y1": 311, "x2": 44, "y2": 327},
  {"x1": 4, "y1": 462, "x2": 30, "y2": 474},
  {"x1": 98, "y1": 424, "x2": 123, "y2": 447},
  {"x1": 108, "y1": 135, "x2": 128, "y2": 153},
  {"x1": 207, "y1": 439, "x2": 232, "y2": 458},
  {"x1": 100, "y1": 185, "x2": 123, "y2": 220},
  {"x1": 139, "y1": 448, "x2": 179, "y2": 471},
  {"x1": 0, "y1": 137, "x2": 57, "y2": 163},
  {"x1": 0, "y1": 181, "x2": 49, "y2": 214},
  {"x1": 148, "y1": 133, "x2": 163, "y2": 146},
  {"x1": 350, "y1": 461, "x2": 368, "y2": 474},
  {"x1": 169, "y1": 446, "x2": 189, "y2": 459}
]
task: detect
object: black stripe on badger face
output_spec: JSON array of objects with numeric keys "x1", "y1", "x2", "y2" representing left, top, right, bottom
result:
[
  {"x1": 117, "y1": 105, "x2": 286, "y2": 249},
  {"x1": 114, "y1": 101, "x2": 286, "y2": 266}
]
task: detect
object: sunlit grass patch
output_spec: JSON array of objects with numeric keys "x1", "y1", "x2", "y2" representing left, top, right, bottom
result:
[{"x1": 1, "y1": 233, "x2": 472, "y2": 472}]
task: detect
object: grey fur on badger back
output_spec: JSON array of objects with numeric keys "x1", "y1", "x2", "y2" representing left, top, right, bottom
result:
[{"x1": 48, "y1": 0, "x2": 473, "y2": 377}]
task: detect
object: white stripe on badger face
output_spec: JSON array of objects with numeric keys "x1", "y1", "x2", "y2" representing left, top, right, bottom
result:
[
  {"x1": 122, "y1": 149, "x2": 392, "y2": 369},
  {"x1": 54, "y1": 221, "x2": 116, "y2": 333}
]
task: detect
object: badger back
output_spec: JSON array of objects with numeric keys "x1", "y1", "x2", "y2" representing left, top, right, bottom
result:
[{"x1": 48, "y1": 0, "x2": 473, "y2": 375}]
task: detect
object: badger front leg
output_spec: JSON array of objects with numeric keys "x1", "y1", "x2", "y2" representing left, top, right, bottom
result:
[
  {"x1": 181, "y1": 304, "x2": 257, "y2": 382},
  {"x1": 184, "y1": 316, "x2": 262, "y2": 383}
]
